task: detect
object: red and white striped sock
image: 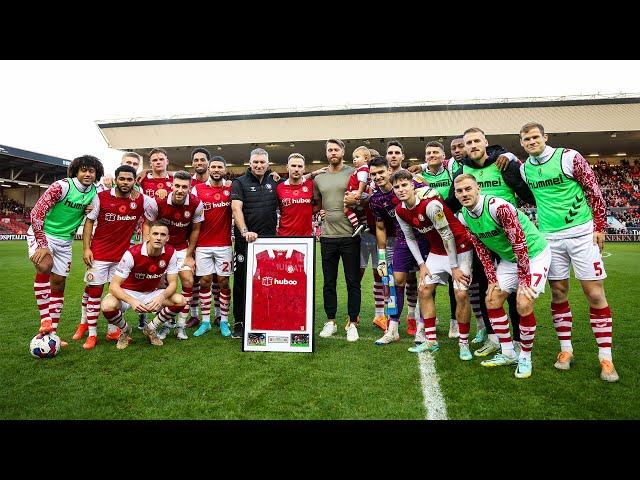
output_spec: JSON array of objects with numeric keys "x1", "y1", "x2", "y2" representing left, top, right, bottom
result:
[
  {"x1": 80, "y1": 291, "x2": 89, "y2": 325},
  {"x1": 424, "y1": 317, "x2": 437, "y2": 342},
  {"x1": 373, "y1": 271, "x2": 385, "y2": 317},
  {"x1": 406, "y1": 281, "x2": 417, "y2": 318},
  {"x1": 220, "y1": 288, "x2": 231, "y2": 323},
  {"x1": 85, "y1": 285, "x2": 103, "y2": 337},
  {"x1": 34, "y1": 273, "x2": 51, "y2": 328},
  {"x1": 346, "y1": 211, "x2": 359, "y2": 228},
  {"x1": 213, "y1": 282, "x2": 221, "y2": 318},
  {"x1": 458, "y1": 322, "x2": 470, "y2": 346},
  {"x1": 103, "y1": 309, "x2": 128, "y2": 330},
  {"x1": 200, "y1": 286, "x2": 212, "y2": 323},
  {"x1": 190, "y1": 283, "x2": 200, "y2": 317},
  {"x1": 152, "y1": 305, "x2": 183, "y2": 328},
  {"x1": 179, "y1": 286, "x2": 193, "y2": 324},
  {"x1": 590, "y1": 305, "x2": 613, "y2": 361},
  {"x1": 469, "y1": 282, "x2": 485, "y2": 330},
  {"x1": 551, "y1": 301, "x2": 573, "y2": 352},
  {"x1": 518, "y1": 312, "x2": 537, "y2": 359},
  {"x1": 49, "y1": 290, "x2": 64, "y2": 333},
  {"x1": 487, "y1": 307, "x2": 514, "y2": 355}
]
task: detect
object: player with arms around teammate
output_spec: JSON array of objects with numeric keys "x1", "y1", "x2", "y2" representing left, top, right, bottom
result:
[
  {"x1": 101, "y1": 222, "x2": 185, "y2": 348},
  {"x1": 27, "y1": 155, "x2": 103, "y2": 345},
  {"x1": 455, "y1": 174, "x2": 550, "y2": 378},
  {"x1": 392, "y1": 170, "x2": 474, "y2": 361},
  {"x1": 73, "y1": 165, "x2": 155, "y2": 349},
  {"x1": 519, "y1": 122, "x2": 618, "y2": 382},
  {"x1": 144, "y1": 171, "x2": 204, "y2": 340},
  {"x1": 191, "y1": 157, "x2": 234, "y2": 337}
]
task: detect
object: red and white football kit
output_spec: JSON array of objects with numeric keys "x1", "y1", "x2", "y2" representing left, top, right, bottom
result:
[
  {"x1": 276, "y1": 178, "x2": 314, "y2": 236},
  {"x1": 395, "y1": 197, "x2": 473, "y2": 290},
  {"x1": 139, "y1": 173, "x2": 173, "y2": 200},
  {"x1": 146, "y1": 192, "x2": 204, "y2": 270}
]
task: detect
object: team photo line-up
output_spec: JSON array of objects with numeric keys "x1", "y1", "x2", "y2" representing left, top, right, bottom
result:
[{"x1": 26, "y1": 121, "x2": 617, "y2": 382}]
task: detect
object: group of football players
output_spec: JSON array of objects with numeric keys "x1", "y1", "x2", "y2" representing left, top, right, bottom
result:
[{"x1": 26, "y1": 121, "x2": 618, "y2": 382}]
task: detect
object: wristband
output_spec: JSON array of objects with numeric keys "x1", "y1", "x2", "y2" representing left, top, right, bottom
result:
[{"x1": 377, "y1": 249, "x2": 386, "y2": 263}]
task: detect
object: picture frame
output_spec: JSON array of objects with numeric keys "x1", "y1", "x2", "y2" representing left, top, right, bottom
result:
[{"x1": 243, "y1": 236, "x2": 315, "y2": 353}]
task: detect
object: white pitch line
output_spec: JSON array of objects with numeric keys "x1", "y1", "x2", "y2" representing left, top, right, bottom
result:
[
  {"x1": 320, "y1": 335, "x2": 449, "y2": 420},
  {"x1": 417, "y1": 352, "x2": 448, "y2": 420}
]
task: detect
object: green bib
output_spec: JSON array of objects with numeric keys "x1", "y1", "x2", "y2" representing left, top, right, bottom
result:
[
  {"x1": 523, "y1": 148, "x2": 592, "y2": 233},
  {"x1": 421, "y1": 167, "x2": 453, "y2": 198},
  {"x1": 462, "y1": 195, "x2": 547, "y2": 262},
  {"x1": 44, "y1": 178, "x2": 97, "y2": 240},
  {"x1": 463, "y1": 162, "x2": 517, "y2": 206}
]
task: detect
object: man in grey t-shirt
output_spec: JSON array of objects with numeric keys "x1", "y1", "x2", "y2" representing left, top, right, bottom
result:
[{"x1": 313, "y1": 138, "x2": 362, "y2": 342}]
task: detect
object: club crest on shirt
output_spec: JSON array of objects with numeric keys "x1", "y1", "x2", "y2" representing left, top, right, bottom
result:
[
  {"x1": 224, "y1": 190, "x2": 230, "y2": 196},
  {"x1": 287, "y1": 265, "x2": 294, "y2": 273},
  {"x1": 418, "y1": 214, "x2": 425, "y2": 222},
  {"x1": 302, "y1": 186, "x2": 309, "y2": 193},
  {"x1": 184, "y1": 211, "x2": 191, "y2": 218},
  {"x1": 159, "y1": 260, "x2": 166, "y2": 268},
  {"x1": 130, "y1": 202, "x2": 137, "y2": 209},
  {"x1": 265, "y1": 184, "x2": 273, "y2": 190}
]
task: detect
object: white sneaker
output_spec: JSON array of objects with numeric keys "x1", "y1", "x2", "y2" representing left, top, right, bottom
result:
[
  {"x1": 346, "y1": 323, "x2": 359, "y2": 342},
  {"x1": 319, "y1": 321, "x2": 338, "y2": 338},
  {"x1": 448, "y1": 319, "x2": 459, "y2": 338},
  {"x1": 175, "y1": 327, "x2": 188, "y2": 340},
  {"x1": 156, "y1": 325, "x2": 170, "y2": 340},
  {"x1": 375, "y1": 326, "x2": 400, "y2": 345},
  {"x1": 414, "y1": 328, "x2": 427, "y2": 345}
]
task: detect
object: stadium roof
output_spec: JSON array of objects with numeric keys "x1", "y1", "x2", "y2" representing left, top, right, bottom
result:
[
  {"x1": 0, "y1": 144, "x2": 70, "y2": 188},
  {"x1": 96, "y1": 93, "x2": 640, "y2": 170}
]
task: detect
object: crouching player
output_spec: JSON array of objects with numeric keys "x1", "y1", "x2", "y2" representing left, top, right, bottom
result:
[
  {"x1": 391, "y1": 170, "x2": 474, "y2": 360},
  {"x1": 455, "y1": 174, "x2": 550, "y2": 378},
  {"x1": 100, "y1": 222, "x2": 185, "y2": 348}
]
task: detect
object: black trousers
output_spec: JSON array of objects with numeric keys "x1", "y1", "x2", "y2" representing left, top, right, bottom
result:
[
  {"x1": 232, "y1": 239, "x2": 248, "y2": 326},
  {"x1": 320, "y1": 237, "x2": 361, "y2": 322}
]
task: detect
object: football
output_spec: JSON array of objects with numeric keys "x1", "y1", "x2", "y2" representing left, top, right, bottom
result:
[{"x1": 29, "y1": 333, "x2": 61, "y2": 359}]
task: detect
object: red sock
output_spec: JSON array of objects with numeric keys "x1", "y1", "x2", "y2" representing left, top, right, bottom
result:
[
  {"x1": 458, "y1": 322, "x2": 470, "y2": 345},
  {"x1": 551, "y1": 301, "x2": 573, "y2": 351},
  {"x1": 519, "y1": 312, "x2": 537, "y2": 357},
  {"x1": 590, "y1": 305, "x2": 613, "y2": 359},
  {"x1": 49, "y1": 289, "x2": 64, "y2": 333},
  {"x1": 424, "y1": 317, "x2": 437, "y2": 342},
  {"x1": 34, "y1": 273, "x2": 51, "y2": 327}
]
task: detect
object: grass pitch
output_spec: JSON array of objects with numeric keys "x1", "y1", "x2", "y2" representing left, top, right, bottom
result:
[{"x1": 1, "y1": 241, "x2": 638, "y2": 419}]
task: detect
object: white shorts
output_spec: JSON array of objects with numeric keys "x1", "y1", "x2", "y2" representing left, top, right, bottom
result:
[
  {"x1": 116, "y1": 288, "x2": 165, "y2": 313},
  {"x1": 175, "y1": 248, "x2": 194, "y2": 272},
  {"x1": 360, "y1": 231, "x2": 378, "y2": 269},
  {"x1": 84, "y1": 260, "x2": 118, "y2": 285},
  {"x1": 422, "y1": 250, "x2": 473, "y2": 291},
  {"x1": 26, "y1": 229, "x2": 73, "y2": 277},
  {"x1": 195, "y1": 246, "x2": 233, "y2": 277},
  {"x1": 546, "y1": 234, "x2": 607, "y2": 281},
  {"x1": 496, "y1": 246, "x2": 552, "y2": 296}
]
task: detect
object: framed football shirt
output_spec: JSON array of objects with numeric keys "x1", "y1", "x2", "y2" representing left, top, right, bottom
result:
[{"x1": 243, "y1": 237, "x2": 315, "y2": 353}]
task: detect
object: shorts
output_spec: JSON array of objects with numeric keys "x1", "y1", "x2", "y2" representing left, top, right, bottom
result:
[
  {"x1": 195, "y1": 246, "x2": 233, "y2": 277},
  {"x1": 422, "y1": 250, "x2": 473, "y2": 291},
  {"x1": 84, "y1": 260, "x2": 118, "y2": 285},
  {"x1": 546, "y1": 234, "x2": 607, "y2": 281},
  {"x1": 27, "y1": 228, "x2": 72, "y2": 277},
  {"x1": 175, "y1": 248, "x2": 194, "y2": 272},
  {"x1": 118, "y1": 288, "x2": 165, "y2": 313},
  {"x1": 360, "y1": 231, "x2": 378, "y2": 269},
  {"x1": 496, "y1": 246, "x2": 551, "y2": 297},
  {"x1": 393, "y1": 239, "x2": 429, "y2": 274}
]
